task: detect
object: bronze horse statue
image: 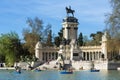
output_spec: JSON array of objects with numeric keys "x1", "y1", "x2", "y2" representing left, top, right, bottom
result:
[{"x1": 66, "y1": 6, "x2": 75, "y2": 16}]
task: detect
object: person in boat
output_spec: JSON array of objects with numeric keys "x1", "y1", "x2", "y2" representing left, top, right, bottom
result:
[
  {"x1": 34, "y1": 68, "x2": 41, "y2": 71},
  {"x1": 59, "y1": 63, "x2": 63, "y2": 70},
  {"x1": 68, "y1": 67, "x2": 73, "y2": 72},
  {"x1": 15, "y1": 66, "x2": 21, "y2": 73},
  {"x1": 16, "y1": 69, "x2": 21, "y2": 73}
]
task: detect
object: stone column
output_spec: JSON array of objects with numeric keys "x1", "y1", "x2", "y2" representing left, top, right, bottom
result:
[
  {"x1": 99, "y1": 52, "x2": 101, "y2": 60},
  {"x1": 101, "y1": 32, "x2": 107, "y2": 60},
  {"x1": 94, "y1": 52, "x2": 95, "y2": 60},
  {"x1": 89, "y1": 52, "x2": 91, "y2": 61},
  {"x1": 85, "y1": 52, "x2": 87, "y2": 61},
  {"x1": 96, "y1": 52, "x2": 98, "y2": 60},
  {"x1": 74, "y1": 27, "x2": 78, "y2": 40},
  {"x1": 98, "y1": 52, "x2": 100, "y2": 60},
  {"x1": 97, "y1": 52, "x2": 99, "y2": 60},
  {"x1": 90, "y1": 52, "x2": 92, "y2": 61},
  {"x1": 94, "y1": 51, "x2": 97, "y2": 60},
  {"x1": 87, "y1": 52, "x2": 88, "y2": 61},
  {"x1": 66, "y1": 28, "x2": 69, "y2": 39},
  {"x1": 81, "y1": 52, "x2": 83, "y2": 60},
  {"x1": 92, "y1": 52, "x2": 94, "y2": 61}
]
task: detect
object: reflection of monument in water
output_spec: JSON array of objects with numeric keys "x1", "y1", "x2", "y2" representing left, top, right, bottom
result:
[{"x1": 35, "y1": 6, "x2": 110, "y2": 70}]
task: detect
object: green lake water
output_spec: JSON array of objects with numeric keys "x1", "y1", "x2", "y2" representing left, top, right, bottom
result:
[{"x1": 0, "y1": 70, "x2": 120, "y2": 80}]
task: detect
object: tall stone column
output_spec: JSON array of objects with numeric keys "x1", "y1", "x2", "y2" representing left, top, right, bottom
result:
[
  {"x1": 85, "y1": 52, "x2": 87, "y2": 61},
  {"x1": 81, "y1": 52, "x2": 83, "y2": 60},
  {"x1": 65, "y1": 27, "x2": 69, "y2": 39},
  {"x1": 99, "y1": 52, "x2": 101, "y2": 60},
  {"x1": 97, "y1": 52, "x2": 99, "y2": 60},
  {"x1": 89, "y1": 52, "x2": 91, "y2": 61},
  {"x1": 92, "y1": 52, "x2": 94, "y2": 61},
  {"x1": 95, "y1": 52, "x2": 97, "y2": 60},
  {"x1": 101, "y1": 32, "x2": 107, "y2": 60}
]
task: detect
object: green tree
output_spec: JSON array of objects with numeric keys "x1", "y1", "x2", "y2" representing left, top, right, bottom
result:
[
  {"x1": 0, "y1": 32, "x2": 22, "y2": 66},
  {"x1": 78, "y1": 32, "x2": 83, "y2": 46},
  {"x1": 89, "y1": 31, "x2": 103, "y2": 46},
  {"x1": 46, "y1": 30, "x2": 53, "y2": 46},
  {"x1": 23, "y1": 17, "x2": 51, "y2": 55},
  {"x1": 54, "y1": 28, "x2": 63, "y2": 47},
  {"x1": 54, "y1": 37, "x2": 61, "y2": 47},
  {"x1": 105, "y1": 0, "x2": 120, "y2": 51},
  {"x1": 82, "y1": 35, "x2": 90, "y2": 46}
]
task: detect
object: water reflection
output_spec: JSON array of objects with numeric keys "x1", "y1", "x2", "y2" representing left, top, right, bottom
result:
[
  {"x1": 59, "y1": 73, "x2": 75, "y2": 80},
  {"x1": 0, "y1": 70, "x2": 120, "y2": 80}
]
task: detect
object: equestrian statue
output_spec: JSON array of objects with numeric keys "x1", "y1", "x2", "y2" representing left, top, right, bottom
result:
[{"x1": 66, "y1": 6, "x2": 75, "y2": 17}]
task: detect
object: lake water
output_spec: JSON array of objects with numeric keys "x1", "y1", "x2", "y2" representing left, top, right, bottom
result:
[{"x1": 0, "y1": 70, "x2": 120, "y2": 80}]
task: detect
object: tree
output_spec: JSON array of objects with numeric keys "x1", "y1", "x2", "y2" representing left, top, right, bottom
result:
[
  {"x1": 54, "y1": 28, "x2": 63, "y2": 47},
  {"x1": 54, "y1": 37, "x2": 61, "y2": 47},
  {"x1": 0, "y1": 32, "x2": 22, "y2": 66},
  {"x1": 78, "y1": 32, "x2": 83, "y2": 46},
  {"x1": 23, "y1": 17, "x2": 51, "y2": 55},
  {"x1": 46, "y1": 30, "x2": 53, "y2": 46},
  {"x1": 105, "y1": 0, "x2": 120, "y2": 51},
  {"x1": 89, "y1": 31, "x2": 103, "y2": 46},
  {"x1": 82, "y1": 35, "x2": 90, "y2": 46}
]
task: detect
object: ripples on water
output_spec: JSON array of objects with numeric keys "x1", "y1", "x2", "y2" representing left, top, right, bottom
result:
[{"x1": 0, "y1": 70, "x2": 120, "y2": 80}]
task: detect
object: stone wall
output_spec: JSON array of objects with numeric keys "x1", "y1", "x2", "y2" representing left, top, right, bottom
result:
[
  {"x1": 108, "y1": 62, "x2": 120, "y2": 70},
  {"x1": 72, "y1": 61, "x2": 108, "y2": 70}
]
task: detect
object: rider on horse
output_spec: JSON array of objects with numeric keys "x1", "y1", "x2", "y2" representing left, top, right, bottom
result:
[{"x1": 66, "y1": 6, "x2": 75, "y2": 17}]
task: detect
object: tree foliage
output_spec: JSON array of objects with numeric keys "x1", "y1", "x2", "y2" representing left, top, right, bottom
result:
[
  {"x1": 54, "y1": 28, "x2": 63, "y2": 47},
  {"x1": 0, "y1": 32, "x2": 23, "y2": 66},
  {"x1": 23, "y1": 17, "x2": 51, "y2": 55},
  {"x1": 46, "y1": 30, "x2": 53, "y2": 46},
  {"x1": 78, "y1": 32, "x2": 83, "y2": 46},
  {"x1": 106, "y1": 0, "x2": 120, "y2": 51},
  {"x1": 86, "y1": 31, "x2": 103, "y2": 46},
  {"x1": 82, "y1": 35, "x2": 90, "y2": 46}
]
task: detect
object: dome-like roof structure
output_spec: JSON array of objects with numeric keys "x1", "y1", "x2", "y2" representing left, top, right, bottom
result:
[{"x1": 35, "y1": 41, "x2": 42, "y2": 49}]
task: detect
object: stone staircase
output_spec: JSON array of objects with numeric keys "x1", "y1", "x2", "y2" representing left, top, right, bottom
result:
[{"x1": 38, "y1": 60, "x2": 59, "y2": 70}]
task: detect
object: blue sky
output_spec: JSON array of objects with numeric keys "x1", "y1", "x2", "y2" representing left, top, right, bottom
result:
[{"x1": 0, "y1": 0, "x2": 111, "y2": 39}]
